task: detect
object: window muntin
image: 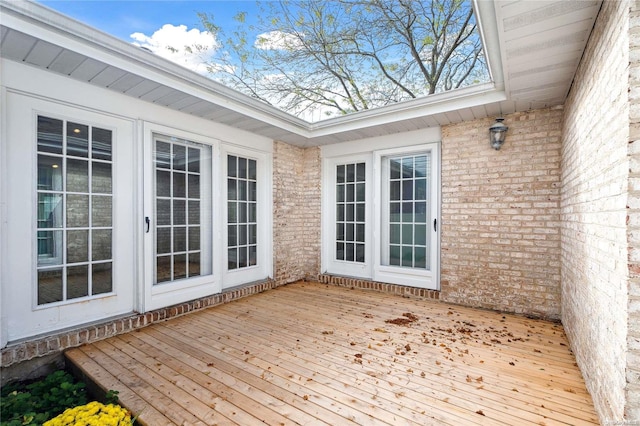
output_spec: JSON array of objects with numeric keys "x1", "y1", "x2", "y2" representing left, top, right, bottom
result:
[
  {"x1": 154, "y1": 138, "x2": 212, "y2": 284},
  {"x1": 335, "y1": 162, "x2": 366, "y2": 263},
  {"x1": 227, "y1": 155, "x2": 257, "y2": 270},
  {"x1": 384, "y1": 153, "x2": 431, "y2": 270},
  {"x1": 36, "y1": 115, "x2": 114, "y2": 305},
  {"x1": 145, "y1": 129, "x2": 271, "y2": 305},
  {"x1": 322, "y1": 140, "x2": 439, "y2": 290}
]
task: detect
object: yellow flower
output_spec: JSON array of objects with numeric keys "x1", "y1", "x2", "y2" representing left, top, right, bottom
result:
[{"x1": 44, "y1": 401, "x2": 132, "y2": 426}]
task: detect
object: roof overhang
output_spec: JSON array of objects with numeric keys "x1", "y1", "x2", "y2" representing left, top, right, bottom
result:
[{"x1": 0, "y1": 0, "x2": 601, "y2": 146}]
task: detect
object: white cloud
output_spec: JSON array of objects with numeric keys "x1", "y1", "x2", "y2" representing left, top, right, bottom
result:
[
  {"x1": 254, "y1": 31, "x2": 303, "y2": 51},
  {"x1": 130, "y1": 24, "x2": 218, "y2": 74}
]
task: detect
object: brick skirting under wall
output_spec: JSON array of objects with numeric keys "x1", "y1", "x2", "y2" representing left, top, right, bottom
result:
[
  {"x1": 318, "y1": 274, "x2": 440, "y2": 300},
  {"x1": 1, "y1": 279, "x2": 279, "y2": 370}
]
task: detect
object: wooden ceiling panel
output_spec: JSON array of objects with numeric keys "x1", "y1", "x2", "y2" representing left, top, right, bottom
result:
[
  {"x1": 168, "y1": 95, "x2": 202, "y2": 111},
  {"x1": 444, "y1": 110, "x2": 464, "y2": 125},
  {"x1": 201, "y1": 108, "x2": 238, "y2": 122},
  {"x1": 483, "y1": 102, "x2": 503, "y2": 118},
  {"x1": 510, "y1": 70, "x2": 575, "y2": 93},
  {"x1": 496, "y1": 100, "x2": 517, "y2": 115},
  {"x1": 508, "y1": 55, "x2": 579, "y2": 79},
  {"x1": 505, "y1": 28, "x2": 590, "y2": 60},
  {"x1": 457, "y1": 108, "x2": 476, "y2": 122},
  {"x1": 238, "y1": 119, "x2": 272, "y2": 133}
]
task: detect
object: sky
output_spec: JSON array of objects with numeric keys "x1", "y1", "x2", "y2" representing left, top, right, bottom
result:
[
  {"x1": 36, "y1": 0, "x2": 341, "y2": 121},
  {"x1": 35, "y1": 0, "x2": 487, "y2": 122},
  {"x1": 39, "y1": 1, "x2": 256, "y2": 41},
  {"x1": 38, "y1": 1, "x2": 260, "y2": 74}
]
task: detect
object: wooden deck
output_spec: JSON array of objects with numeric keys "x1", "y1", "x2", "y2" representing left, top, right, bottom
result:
[{"x1": 66, "y1": 281, "x2": 599, "y2": 425}]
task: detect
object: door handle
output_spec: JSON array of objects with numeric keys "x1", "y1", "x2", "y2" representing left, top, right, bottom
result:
[
  {"x1": 145, "y1": 216, "x2": 150, "y2": 233},
  {"x1": 433, "y1": 218, "x2": 437, "y2": 232}
]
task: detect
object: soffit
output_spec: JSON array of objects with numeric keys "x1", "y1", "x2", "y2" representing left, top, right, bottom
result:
[
  {"x1": 494, "y1": 0, "x2": 601, "y2": 106},
  {"x1": 0, "y1": 0, "x2": 601, "y2": 147}
]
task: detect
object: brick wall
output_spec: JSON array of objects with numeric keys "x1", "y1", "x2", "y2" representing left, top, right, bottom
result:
[
  {"x1": 318, "y1": 274, "x2": 439, "y2": 299},
  {"x1": 440, "y1": 108, "x2": 563, "y2": 319},
  {"x1": 627, "y1": 1, "x2": 640, "y2": 420},
  {"x1": 561, "y1": 0, "x2": 630, "y2": 422},
  {"x1": 272, "y1": 142, "x2": 322, "y2": 284}
]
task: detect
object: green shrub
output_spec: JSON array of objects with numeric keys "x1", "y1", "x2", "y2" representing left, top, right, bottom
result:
[{"x1": 1, "y1": 370, "x2": 87, "y2": 426}]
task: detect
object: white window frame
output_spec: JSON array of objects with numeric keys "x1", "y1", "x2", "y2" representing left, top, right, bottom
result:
[
  {"x1": 2, "y1": 92, "x2": 136, "y2": 342},
  {"x1": 143, "y1": 126, "x2": 274, "y2": 307},
  {"x1": 142, "y1": 122, "x2": 222, "y2": 311},
  {"x1": 322, "y1": 154, "x2": 373, "y2": 278},
  {"x1": 321, "y1": 129, "x2": 441, "y2": 290},
  {"x1": 35, "y1": 114, "x2": 118, "y2": 306},
  {"x1": 373, "y1": 144, "x2": 440, "y2": 289},
  {"x1": 221, "y1": 144, "x2": 273, "y2": 289}
]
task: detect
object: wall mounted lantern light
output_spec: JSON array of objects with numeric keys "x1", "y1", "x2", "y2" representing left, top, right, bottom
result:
[{"x1": 489, "y1": 118, "x2": 508, "y2": 150}]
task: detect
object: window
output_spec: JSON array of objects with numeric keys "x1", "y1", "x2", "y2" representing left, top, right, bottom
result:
[
  {"x1": 323, "y1": 141, "x2": 440, "y2": 290},
  {"x1": 154, "y1": 137, "x2": 212, "y2": 284},
  {"x1": 323, "y1": 155, "x2": 371, "y2": 277},
  {"x1": 382, "y1": 154, "x2": 430, "y2": 269},
  {"x1": 335, "y1": 162, "x2": 366, "y2": 263},
  {"x1": 227, "y1": 155, "x2": 258, "y2": 270},
  {"x1": 7, "y1": 93, "x2": 135, "y2": 341},
  {"x1": 36, "y1": 115, "x2": 114, "y2": 305},
  {"x1": 144, "y1": 126, "x2": 272, "y2": 307}
]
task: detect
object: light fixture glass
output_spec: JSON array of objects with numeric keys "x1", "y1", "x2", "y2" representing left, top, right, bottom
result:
[{"x1": 489, "y1": 118, "x2": 508, "y2": 150}]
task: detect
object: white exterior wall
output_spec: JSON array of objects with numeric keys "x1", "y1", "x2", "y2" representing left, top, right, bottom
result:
[{"x1": 0, "y1": 59, "x2": 274, "y2": 344}]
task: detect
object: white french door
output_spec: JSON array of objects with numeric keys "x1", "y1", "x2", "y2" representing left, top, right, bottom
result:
[
  {"x1": 142, "y1": 124, "x2": 220, "y2": 311},
  {"x1": 374, "y1": 144, "x2": 440, "y2": 289},
  {"x1": 323, "y1": 155, "x2": 373, "y2": 277},
  {"x1": 142, "y1": 126, "x2": 273, "y2": 307},
  {"x1": 221, "y1": 145, "x2": 273, "y2": 289},
  {"x1": 323, "y1": 142, "x2": 440, "y2": 290}
]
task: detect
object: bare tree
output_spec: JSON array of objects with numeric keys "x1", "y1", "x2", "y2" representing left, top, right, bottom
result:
[{"x1": 198, "y1": 0, "x2": 486, "y2": 119}]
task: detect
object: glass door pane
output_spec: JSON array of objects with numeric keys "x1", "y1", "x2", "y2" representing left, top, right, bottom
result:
[
  {"x1": 335, "y1": 162, "x2": 366, "y2": 263},
  {"x1": 154, "y1": 138, "x2": 212, "y2": 284},
  {"x1": 384, "y1": 153, "x2": 431, "y2": 270},
  {"x1": 227, "y1": 155, "x2": 258, "y2": 270}
]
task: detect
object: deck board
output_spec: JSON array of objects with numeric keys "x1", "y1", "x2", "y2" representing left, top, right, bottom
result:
[{"x1": 66, "y1": 281, "x2": 599, "y2": 425}]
